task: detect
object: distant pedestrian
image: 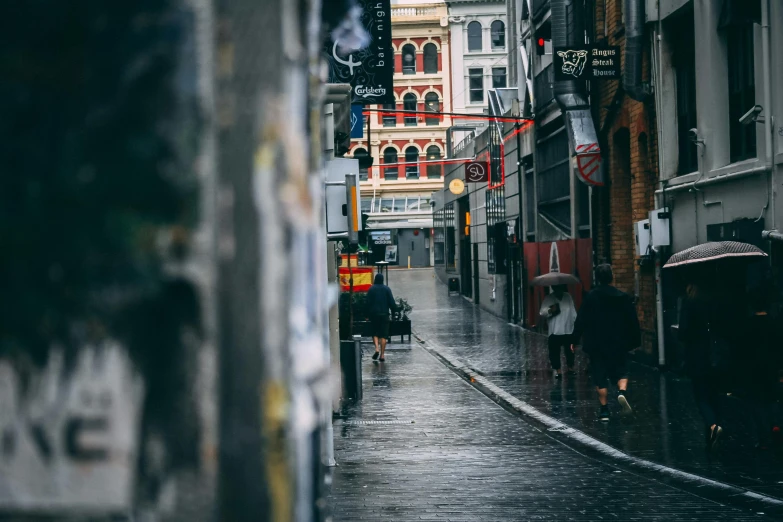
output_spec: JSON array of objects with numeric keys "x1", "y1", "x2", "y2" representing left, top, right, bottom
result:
[
  {"x1": 678, "y1": 281, "x2": 738, "y2": 450},
  {"x1": 365, "y1": 273, "x2": 398, "y2": 362},
  {"x1": 539, "y1": 285, "x2": 577, "y2": 378},
  {"x1": 573, "y1": 264, "x2": 641, "y2": 421}
]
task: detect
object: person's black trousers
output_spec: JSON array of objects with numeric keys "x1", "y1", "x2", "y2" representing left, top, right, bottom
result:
[{"x1": 548, "y1": 334, "x2": 574, "y2": 371}]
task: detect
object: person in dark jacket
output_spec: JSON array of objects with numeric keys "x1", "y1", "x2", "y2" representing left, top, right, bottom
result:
[
  {"x1": 572, "y1": 264, "x2": 641, "y2": 421},
  {"x1": 678, "y1": 280, "x2": 739, "y2": 450},
  {"x1": 365, "y1": 273, "x2": 398, "y2": 362}
]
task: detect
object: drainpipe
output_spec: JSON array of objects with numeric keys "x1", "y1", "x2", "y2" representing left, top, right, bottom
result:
[
  {"x1": 623, "y1": 0, "x2": 648, "y2": 101},
  {"x1": 761, "y1": 0, "x2": 774, "y2": 230}
]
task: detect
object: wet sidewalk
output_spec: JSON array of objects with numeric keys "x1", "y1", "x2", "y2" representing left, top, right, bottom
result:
[
  {"x1": 388, "y1": 269, "x2": 783, "y2": 501},
  {"x1": 328, "y1": 336, "x2": 769, "y2": 521}
]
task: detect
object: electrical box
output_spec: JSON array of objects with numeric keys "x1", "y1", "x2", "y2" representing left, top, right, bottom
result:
[
  {"x1": 635, "y1": 219, "x2": 651, "y2": 256},
  {"x1": 649, "y1": 208, "x2": 671, "y2": 247}
]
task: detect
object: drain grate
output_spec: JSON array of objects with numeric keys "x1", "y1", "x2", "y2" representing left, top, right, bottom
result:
[{"x1": 344, "y1": 420, "x2": 415, "y2": 425}]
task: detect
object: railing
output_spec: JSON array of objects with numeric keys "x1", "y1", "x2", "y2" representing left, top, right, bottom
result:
[
  {"x1": 534, "y1": 64, "x2": 554, "y2": 111},
  {"x1": 392, "y1": 7, "x2": 438, "y2": 18}
]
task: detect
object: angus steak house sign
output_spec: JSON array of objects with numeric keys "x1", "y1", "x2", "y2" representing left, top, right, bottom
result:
[
  {"x1": 325, "y1": 0, "x2": 394, "y2": 104},
  {"x1": 553, "y1": 46, "x2": 621, "y2": 81}
]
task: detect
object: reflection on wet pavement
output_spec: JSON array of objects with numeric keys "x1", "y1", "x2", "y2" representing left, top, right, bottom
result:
[{"x1": 393, "y1": 268, "x2": 783, "y2": 499}]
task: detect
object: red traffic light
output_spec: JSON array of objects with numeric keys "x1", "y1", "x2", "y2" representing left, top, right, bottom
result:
[{"x1": 538, "y1": 38, "x2": 545, "y2": 47}]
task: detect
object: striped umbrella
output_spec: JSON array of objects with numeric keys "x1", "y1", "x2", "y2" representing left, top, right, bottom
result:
[{"x1": 663, "y1": 241, "x2": 767, "y2": 268}]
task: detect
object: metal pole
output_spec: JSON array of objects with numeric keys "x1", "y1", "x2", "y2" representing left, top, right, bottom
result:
[
  {"x1": 654, "y1": 248, "x2": 666, "y2": 366},
  {"x1": 761, "y1": 0, "x2": 775, "y2": 230}
]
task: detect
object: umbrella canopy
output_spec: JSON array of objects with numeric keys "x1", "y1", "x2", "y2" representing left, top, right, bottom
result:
[
  {"x1": 530, "y1": 272, "x2": 580, "y2": 287},
  {"x1": 664, "y1": 241, "x2": 767, "y2": 268}
]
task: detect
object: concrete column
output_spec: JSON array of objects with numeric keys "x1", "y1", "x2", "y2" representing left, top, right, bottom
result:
[{"x1": 694, "y1": 0, "x2": 730, "y2": 172}]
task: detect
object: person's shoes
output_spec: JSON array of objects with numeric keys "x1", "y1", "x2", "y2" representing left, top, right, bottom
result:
[
  {"x1": 379, "y1": 357, "x2": 385, "y2": 362},
  {"x1": 555, "y1": 372, "x2": 562, "y2": 379},
  {"x1": 709, "y1": 425, "x2": 723, "y2": 450},
  {"x1": 617, "y1": 390, "x2": 632, "y2": 414},
  {"x1": 372, "y1": 351, "x2": 380, "y2": 360},
  {"x1": 598, "y1": 405, "x2": 610, "y2": 422}
]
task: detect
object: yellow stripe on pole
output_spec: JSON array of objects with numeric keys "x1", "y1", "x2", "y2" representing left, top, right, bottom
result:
[{"x1": 350, "y1": 187, "x2": 359, "y2": 232}]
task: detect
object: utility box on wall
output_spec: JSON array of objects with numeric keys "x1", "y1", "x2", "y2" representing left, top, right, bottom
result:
[
  {"x1": 635, "y1": 220, "x2": 651, "y2": 256},
  {"x1": 649, "y1": 208, "x2": 671, "y2": 248}
]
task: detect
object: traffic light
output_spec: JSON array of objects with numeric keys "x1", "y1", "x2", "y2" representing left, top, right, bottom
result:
[{"x1": 536, "y1": 37, "x2": 549, "y2": 55}]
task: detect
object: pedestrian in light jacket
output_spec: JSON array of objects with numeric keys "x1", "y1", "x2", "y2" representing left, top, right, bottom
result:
[
  {"x1": 539, "y1": 285, "x2": 577, "y2": 378},
  {"x1": 572, "y1": 264, "x2": 641, "y2": 422}
]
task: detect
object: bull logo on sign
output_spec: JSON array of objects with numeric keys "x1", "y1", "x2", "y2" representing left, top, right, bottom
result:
[{"x1": 557, "y1": 49, "x2": 588, "y2": 78}]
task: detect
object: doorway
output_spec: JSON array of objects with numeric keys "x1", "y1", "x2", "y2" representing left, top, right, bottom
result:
[{"x1": 397, "y1": 229, "x2": 429, "y2": 267}]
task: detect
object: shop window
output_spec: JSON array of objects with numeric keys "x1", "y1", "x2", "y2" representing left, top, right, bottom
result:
[
  {"x1": 467, "y1": 21, "x2": 482, "y2": 51},
  {"x1": 402, "y1": 44, "x2": 416, "y2": 75},
  {"x1": 426, "y1": 145, "x2": 442, "y2": 178},
  {"x1": 469, "y1": 68, "x2": 484, "y2": 103},
  {"x1": 403, "y1": 93, "x2": 417, "y2": 126},
  {"x1": 383, "y1": 148, "x2": 398, "y2": 180},
  {"x1": 425, "y1": 92, "x2": 440, "y2": 126},
  {"x1": 423, "y1": 43, "x2": 438, "y2": 73},
  {"x1": 491, "y1": 20, "x2": 505, "y2": 50},
  {"x1": 405, "y1": 147, "x2": 419, "y2": 178}
]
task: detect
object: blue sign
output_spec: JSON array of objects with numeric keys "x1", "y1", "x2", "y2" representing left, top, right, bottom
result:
[{"x1": 350, "y1": 105, "x2": 364, "y2": 139}]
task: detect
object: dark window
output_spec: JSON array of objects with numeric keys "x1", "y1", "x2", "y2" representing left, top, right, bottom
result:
[
  {"x1": 382, "y1": 102, "x2": 396, "y2": 127},
  {"x1": 425, "y1": 92, "x2": 440, "y2": 126},
  {"x1": 353, "y1": 147, "x2": 369, "y2": 180},
  {"x1": 423, "y1": 43, "x2": 438, "y2": 73},
  {"x1": 402, "y1": 44, "x2": 416, "y2": 75},
  {"x1": 426, "y1": 145, "x2": 442, "y2": 178},
  {"x1": 486, "y1": 187, "x2": 506, "y2": 274},
  {"x1": 469, "y1": 68, "x2": 484, "y2": 102},
  {"x1": 405, "y1": 147, "x2": 419, "y2": 178},
  {"x1": 393, "y1": 197, "x2": 406, "y2": 213},
  {"x1": 727, "y1": 23, "x2": 757, "y2": 163},
  {"x1": 492, "y1": 67, "x2": 507, "y2": 89},
  {"x1": 491, "y1": 20, "x2": 505, "y2": 49},
  {"x1": 445, "y1": 203, "x2": 456, "y2": 269},
  {"x1": 383, "y1": 148, "x2": 398, "y2": 180},
  {"x1": 434, "y1": 210, "x2": 445, "y2": 265},
  {"x1": 361, "y1": 198, "x2": 371, "y2": 213},
  {"x1": 672, "y1": 11, "x2": 698, "y2": 175},
  {"x1": 404, "y1": 93, "x2": 418, "y2": 126},
  {"x1": 467, "y1": 21, "x2": 482, "y2": 51}
]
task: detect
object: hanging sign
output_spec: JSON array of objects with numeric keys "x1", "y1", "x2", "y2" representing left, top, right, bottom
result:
[
  {"x1": 448, "y1": 179, "x2": 465, "y2": 195},
  {"x1": 465, "y1": 161, "x2": 489, "y2": 183},
  {"x1": 325, "y1": 0, "x2": 394, "y2": 104},
  {"x1": 350, "y1": 104, "x2": 365, "y2": 139},
  {"x1": 553, "y1": 46, "x2": 621, "y2": 81}
]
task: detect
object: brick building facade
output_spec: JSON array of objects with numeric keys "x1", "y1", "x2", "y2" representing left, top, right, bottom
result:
[{"x1": 591, "y1": 0, "x2": 659, "y2": 357}]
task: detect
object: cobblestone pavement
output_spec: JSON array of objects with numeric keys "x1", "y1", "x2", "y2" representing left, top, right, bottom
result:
[
  {"x1": 328, "y1": 292, "x2": 773, "y2": 520},
  {"x1": 387, "y1": 268, "x2": 783, "y2": 501}
]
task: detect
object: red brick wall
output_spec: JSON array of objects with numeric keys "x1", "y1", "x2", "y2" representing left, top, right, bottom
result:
[{"x1": 592, "y1": 0, "x2": 659, "y2": 355}]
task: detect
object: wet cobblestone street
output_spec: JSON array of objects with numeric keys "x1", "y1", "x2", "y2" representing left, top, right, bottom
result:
[{"x1": 328, "y1": 270, "x2": 778, "y2": 521}]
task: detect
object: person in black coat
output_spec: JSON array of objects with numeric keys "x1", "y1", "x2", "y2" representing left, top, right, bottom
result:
[
  {"x1": 572, "y1": 264, "x2": 641, "y2": 421},
  {"x1": 365, "y1": 273, "x2": 398, "y2": 362},
  {"x1": 678, "y1": 280, "x2": 741, "y2": 450}
]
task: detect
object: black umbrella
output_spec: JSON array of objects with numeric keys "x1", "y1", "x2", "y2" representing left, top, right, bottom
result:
[
  {"x1": 663, "y1": 241, "x2": 767, "y2": 269},
  {"x1": 530, "y1": 272, "x2": 580, "y2": 287}
]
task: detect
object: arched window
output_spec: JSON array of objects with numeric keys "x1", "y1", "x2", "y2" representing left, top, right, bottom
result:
[
  {"x1": 383, "y1": 148, "x2": 398, "y2": 180},
  {"x1": 467, "y1": 21, "x2": 482, "y2": 51},
  {"x1": 402, "y1": 44, "x2": 416, "y2": 74},
  {"x1": 353, "y1": 147, "x2": 369, "y2": 180},
  {"x1": 405, "y1": 147, "x2": 419, "y2": 178},
  {"x1": 491, "y1": 20, "x2": 505, "y2": 49},
  {"x1": 426, "y1": 146, "x2": 442, "y2": 178},
  {"x1": 382, "y1": 102, "x2": 396, "y2": 127},
  {"x1": 423, "y1": 43, "x2": 438, "y2": 73},
  {"x1": 424, "y1": 92, "x2": 440, "y2": 126},
  {"x1": 403, "y1": 93, "x2": 417, "y2": 126}
]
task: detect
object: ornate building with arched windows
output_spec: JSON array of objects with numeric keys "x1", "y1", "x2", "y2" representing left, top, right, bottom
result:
[{"x1": 347, "y1": 1, "x2": 451, "y2": 267}]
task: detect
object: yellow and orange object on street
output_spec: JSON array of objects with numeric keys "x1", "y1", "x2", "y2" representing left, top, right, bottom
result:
[{"x1": 338, "y1": 254, "x2": 373, "y2": 292}]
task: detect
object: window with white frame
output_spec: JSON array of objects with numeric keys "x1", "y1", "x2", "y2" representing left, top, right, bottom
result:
[
  {"x1": 469, "y1": 68, "x2": 484, "y2": 102},
  {"x1": 491, "y1": 20, "x2": 505, "y2": 50},
  {"x1": 467, "y1": 21, "x2": 482, "y2": 51}
]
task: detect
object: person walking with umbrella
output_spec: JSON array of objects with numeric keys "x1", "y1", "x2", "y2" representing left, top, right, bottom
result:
[
  {"x1": 539, "y1": 284, "x2": 578, "y2": 378},
  {"x1": 572, "y1": 264, "x2": 641, "y2": 421},
  {"x1": 666, "y1": 241, "x2": 769, "y2": 449}
]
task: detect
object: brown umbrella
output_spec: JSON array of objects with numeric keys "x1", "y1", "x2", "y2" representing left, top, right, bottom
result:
[
  {"x1": 663, "y1": 241, "x2": 767, "y2": 268},
  {"x1": 530, "y1": 272, "x2": 580, "y2": 287}
]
